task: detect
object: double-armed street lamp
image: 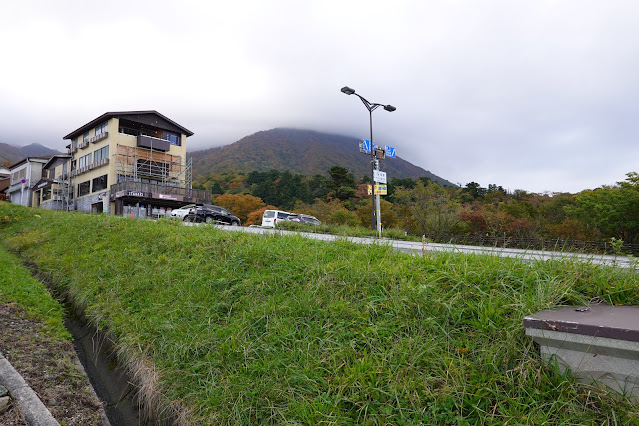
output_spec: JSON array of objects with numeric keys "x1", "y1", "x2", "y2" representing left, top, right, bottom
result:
[{"x1": 341, "y1": 86, "x2": 396, "y2": 233}]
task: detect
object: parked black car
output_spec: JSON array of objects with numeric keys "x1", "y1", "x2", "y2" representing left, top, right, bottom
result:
[{"x1": 184, "y1": 204, "x2": 241, "y2": 226}]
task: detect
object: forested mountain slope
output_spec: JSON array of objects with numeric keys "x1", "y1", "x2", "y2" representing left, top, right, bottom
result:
[{"x1": 189, "y1": 128, "x2": 455, "y2": 186}]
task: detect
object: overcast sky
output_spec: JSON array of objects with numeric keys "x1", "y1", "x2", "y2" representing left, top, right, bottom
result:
[{"x1": 2, "y1": 1, "x2": 639, "y2": 193}]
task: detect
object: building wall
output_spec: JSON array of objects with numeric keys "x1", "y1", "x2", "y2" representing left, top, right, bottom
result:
[
  {"x1": 33, "y1": 161, "x2": 72, "y2": 210},
  {"x1": 69, "y1": 116, "x2": 189, "y2": 214},
  {"x1": 70, "y1": 119, "x2": 112, "y2": 212},
  {"x1": 8, "y1": 160, "x2": 45, "y2": 207}
]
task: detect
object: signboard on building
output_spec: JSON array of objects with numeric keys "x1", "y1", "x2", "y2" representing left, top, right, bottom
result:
[
  {"x1": 153, "y1": 193, "x2": 183, "y2": 202},
  {"x1": 114, "y1": 190, "x2": 149, "y2": 199}
]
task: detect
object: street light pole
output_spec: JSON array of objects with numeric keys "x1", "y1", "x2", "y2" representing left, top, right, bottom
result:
[{"x1": 341, "y1": 86, "x2": 395, "y2": 233}]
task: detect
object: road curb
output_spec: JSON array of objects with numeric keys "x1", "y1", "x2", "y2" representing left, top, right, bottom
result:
[{"x1": 0, "y1": 351, "x2": 59, "y2": 425}]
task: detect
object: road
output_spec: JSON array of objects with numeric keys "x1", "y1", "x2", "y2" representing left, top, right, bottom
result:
[{"x1": 183, "y1": 222, "x2": 636, "y2": 269}]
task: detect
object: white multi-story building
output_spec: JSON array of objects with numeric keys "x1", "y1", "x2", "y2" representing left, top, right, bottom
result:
[{"x1": 7, "y1": 157, "x2": 49, "y2": 206}]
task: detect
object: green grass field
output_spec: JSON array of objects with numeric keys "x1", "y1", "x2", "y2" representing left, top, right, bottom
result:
[
  {"x1": 1, "y1": 202, "x2": 638, "y2": 424},
  {"x1": 0, "y1": 243, "x2": 70, "y2": 341}
]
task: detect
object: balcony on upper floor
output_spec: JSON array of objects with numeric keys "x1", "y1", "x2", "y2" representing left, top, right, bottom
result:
[
  {"x1": 90, "y1": 132, "x2": 108, "y2": 144},
  {"x1": 137, "y1": 135, "x2": 170, "y2": 152}
]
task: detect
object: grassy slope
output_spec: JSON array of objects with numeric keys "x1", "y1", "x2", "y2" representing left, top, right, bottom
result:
[
  {"x1": 1, "y1": 202, "x2": 638, "y2": 424},
  {"x1": 0, "y1": 244, "x2": 70, "y2": 340}
]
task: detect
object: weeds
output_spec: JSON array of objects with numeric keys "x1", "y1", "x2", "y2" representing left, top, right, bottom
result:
[
  {"x1": 0, "y1": 244, "x2": 70, "y2": 340},
  {"x1": 276, "y1": 220, "x2": 421, "y2": 241}
]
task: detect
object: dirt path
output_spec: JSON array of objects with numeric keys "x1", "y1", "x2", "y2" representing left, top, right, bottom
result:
[{"x1": 0, "y1": 303, "x2": 105, "y2": 425}]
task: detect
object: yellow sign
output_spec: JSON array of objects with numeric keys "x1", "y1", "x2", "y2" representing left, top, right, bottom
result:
[
  {"x1": 367, "y1": 184, "x2": 387, "y2": 195},
  {"x1": 374, "y1": 184, "x2": 387, "y2": 195}
]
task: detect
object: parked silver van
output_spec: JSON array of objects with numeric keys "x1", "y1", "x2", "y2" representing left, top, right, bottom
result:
[{"x1": 261, "y1": 209, "x2": 290, "y2": 228}]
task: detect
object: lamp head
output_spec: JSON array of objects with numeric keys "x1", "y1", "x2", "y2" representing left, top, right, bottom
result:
[
  {"x1": 384, "y1": 105, "x2": 396, "y2": 112},
  {"x1": 341, "y1": 86, "x2": 356, "y2": 95}
]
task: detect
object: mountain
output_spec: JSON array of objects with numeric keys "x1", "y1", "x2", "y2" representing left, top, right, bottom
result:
[
  {"x1": 0, "y1": 142, "x2": 59, "y2": 166},
  {"x1": 189, "y1": 128, "x2": 455, "y2": 186},
  {"x1": 20, "y1": 143, "x2": 59, "y2": 158}
]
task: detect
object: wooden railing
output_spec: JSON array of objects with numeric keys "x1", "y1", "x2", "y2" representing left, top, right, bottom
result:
[{"x1": 110, "y1": 181, "x2": 211, "y2": 204}]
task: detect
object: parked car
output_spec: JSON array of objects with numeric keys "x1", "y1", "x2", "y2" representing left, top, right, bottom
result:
[
  {"x1": 298, "y1": 214, "x2": 321, "y2": 226},
  {"x1": 261, "y1": 209, "x2": 291, "y2": 227},
  {"x1": 286, "y1": 213, "x2": 321, "y2": 226},
  {"x1": 184, "y1": 204, "x2": 241, "y2": 226},
  {"x1": 170, "y1": 204, "x2": 197, "y2": 219}
]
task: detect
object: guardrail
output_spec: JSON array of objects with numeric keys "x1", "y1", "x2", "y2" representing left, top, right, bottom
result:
[{"x1": 420, "y1": 234, "x2": 639, "y2": 255}]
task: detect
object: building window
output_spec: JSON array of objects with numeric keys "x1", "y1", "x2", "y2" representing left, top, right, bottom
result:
[
  {"x1": 92, "y1": 174, "x2": 108, "y2": 192},
  {"x1": 79, "y1": 153, "x2": 92, "y2": 169},
  {"x1": 11, "y1": 168, "x2": 26, "y2": 184},
  {"x1": 48, "y1": 168, "x2": 55, "y2": 179},
  {"x1": 83, "y1": 132, "x2": 89, "y2": 143},
  {"x1": 78, "y1": 181, "x2": 90, "y2": 197},
  {"x1": 71, "y1": 160, "x2": 77, "y2": 171},
  {"x1": 165, "y1": 132, "x2": 181, "y2": 146},
  {"x1": 71, "y1": 138, "x2": 77, "y2": 151},
  {"x1": 119, "y1": 126, "x2": 138, "y2": 136},
  {"x1": 95, "y1": 122, "x2": 108, "y2": 136},
  {"x1": 42, "y1": 188, "x2": 51, "y2": 201},
  {"x1": 93, "y1": 145, "x2": 109, "y2": 164},
  {"x1": 62, "y1": 162, "x2": 67, "y2": 175}
]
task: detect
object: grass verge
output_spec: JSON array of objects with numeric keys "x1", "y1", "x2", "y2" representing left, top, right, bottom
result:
[
  {"x1": 0, "y1": 244, "x2": 70, "y2": 340},
  {"x1": 1, "y1": 202, "x2": 638, "y2": 424},
  {"x1": 276, "y1": 220, "x2": 421, "y2": 241}
]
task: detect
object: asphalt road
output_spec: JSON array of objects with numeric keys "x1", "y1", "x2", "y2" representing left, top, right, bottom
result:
[{"x1": 186, "y1": 223, "x2": 637, "y2": 269}]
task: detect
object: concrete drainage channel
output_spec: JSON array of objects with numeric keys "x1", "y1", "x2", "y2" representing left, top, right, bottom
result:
[
  {"x1": 64, "y1": 313, "x2": 143, "y2": 426},
  {"x1": 0, "y1": 310, "x2": 142, "y2": 425}
]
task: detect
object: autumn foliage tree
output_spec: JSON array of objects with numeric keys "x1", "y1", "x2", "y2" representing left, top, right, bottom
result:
[
  {"x1": 393, "y1": 180, "x2": 461, "y2": 237},
  {"x1": 245, "y1": 205, "x2": 278, "y2": 226},
  {"x1": 213, "y1": 193, "x2": 266, "y2": 224}
]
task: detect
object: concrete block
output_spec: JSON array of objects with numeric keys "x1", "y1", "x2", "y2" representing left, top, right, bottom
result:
[{"x1": 525, "y1": 305, "x2": 639, "y2": 401}]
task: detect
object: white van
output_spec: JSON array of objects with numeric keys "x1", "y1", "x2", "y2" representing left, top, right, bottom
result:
[{"x1": 261, "y1": 210, "x2": 290, "y2": 228}]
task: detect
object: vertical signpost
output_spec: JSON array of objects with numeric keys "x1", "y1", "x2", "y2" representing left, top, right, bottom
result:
[
  {"x1": 341, "y1": 86, "x2": 396, "y2": 237},
  {"x1": 361, "y1": 141, "x2": 395, "y2": 238},
  {"x1": 20, "y1": 179, "x2": 26, "y2": 206}
]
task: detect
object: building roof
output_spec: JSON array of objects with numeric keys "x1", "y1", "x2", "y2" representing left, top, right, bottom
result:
[
  {"x1": 8, "y1": 156, "x2": 52, "y2": 170},
  {"x1": 63, "y1": 110, "x2": 195, "y2": 140},
  {"x1": 43, "y1": 154, "x2": 72, "y2": 170},
  {"x1": 32, "y1": 178, "x2": 54, "y2": 191}
]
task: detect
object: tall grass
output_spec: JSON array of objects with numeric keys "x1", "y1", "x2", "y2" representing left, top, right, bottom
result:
[
  {"x1": 0, "y1": 244, "x2": 70, "y2": 340},
  {"x1": 276, "y1": 221, "x2": 421, "y2": 241},
  {"x1": 1, "y1": 202, "x2": 638, "y2": 424}
]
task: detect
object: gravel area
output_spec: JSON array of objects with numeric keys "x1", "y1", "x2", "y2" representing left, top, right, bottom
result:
[{"x1": 0, "y1": 303, "x2": 105, "y2": 425}]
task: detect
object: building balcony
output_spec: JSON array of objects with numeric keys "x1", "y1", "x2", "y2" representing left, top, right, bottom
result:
[
  {"x1": 137, "y1": 135, "x2": 170, "y2": 152},
  {"x1": 110, "y1": 181, "x2": 211, "y2": 204},
  {"x1": 90, "y1": 132, "x2": 108, "y2": 143},
  {"x1": 71, "y1": 159, "x2": 109, "y2": 177}
]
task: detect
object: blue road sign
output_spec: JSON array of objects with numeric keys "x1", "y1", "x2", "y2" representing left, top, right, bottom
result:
[
  {"x1": 385, "y1": 146, "x2": 396, "y2": 158},
  {"x1": 362, "y1": 139, "x2": 371, "y2": 152}
]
